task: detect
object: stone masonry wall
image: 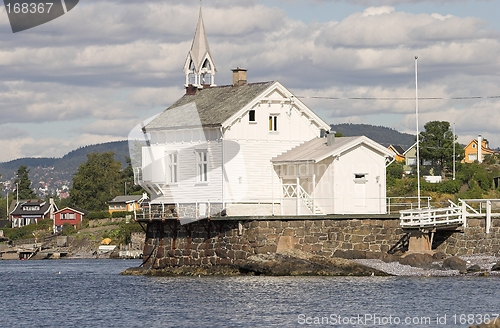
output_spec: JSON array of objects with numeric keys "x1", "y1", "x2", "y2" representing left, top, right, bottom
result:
[
  {"x1": 142, "y1": 217, "x2": 500, "y2": 269},
  {"x1": 142, "y1": 218, "x2": 405, "y2": 268},
  {"x1": 433, "y1": 218, "x2": 500, "y2": 256}
]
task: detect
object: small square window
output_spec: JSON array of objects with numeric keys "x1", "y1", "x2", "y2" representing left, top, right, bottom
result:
[
  {"x1": 249, "y1": 110, "x2": 256, "y2": 122},
  {"x1": 354, "y1": 174, "x2": 367, "y2": 183}
]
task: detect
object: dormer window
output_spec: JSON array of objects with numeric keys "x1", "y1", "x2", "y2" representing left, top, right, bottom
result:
[{"x1": 23, "y1": 206, "x2": 40, "y2": 211}]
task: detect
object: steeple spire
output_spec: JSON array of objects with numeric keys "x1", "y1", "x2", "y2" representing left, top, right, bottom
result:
[{"x1": 183, "y1": 5, "x2": 217, "y2": 92}]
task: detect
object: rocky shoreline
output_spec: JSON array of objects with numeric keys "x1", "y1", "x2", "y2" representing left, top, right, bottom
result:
[{"x1": 121, "y1": 249, "x2": 500, "y2": 277}]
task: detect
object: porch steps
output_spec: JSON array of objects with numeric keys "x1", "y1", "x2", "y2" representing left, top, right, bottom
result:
[{"x1": 304, "y1": 199, "x2": 324, "y2": 215}]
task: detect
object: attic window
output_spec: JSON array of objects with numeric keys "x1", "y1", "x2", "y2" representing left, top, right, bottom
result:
[
  {"x1": 249, "y1": 110, "x2": 256, "y2": 122},
  {"x1": 472, "y1": 144, "x2": 476, "y2": 149},
  {"x1": 354, "y1": 174, "x2": 367, "y2": 183}
]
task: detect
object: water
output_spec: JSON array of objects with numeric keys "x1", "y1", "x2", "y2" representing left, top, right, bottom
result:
[{"x1": 1, "y1": 259, "x2": 499, "y2": 327}]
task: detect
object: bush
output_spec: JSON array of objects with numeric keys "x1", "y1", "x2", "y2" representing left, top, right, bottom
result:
[
  {"x1": 101, "y1": 220, "x2": 143, "y2": 245},
  {"x1": 3, "y1": 219, "x2": 53, "y2": 241},
  {"x1": 111, "y1": 211, "x2": 131, "y2": 218},
  {"x1": 61, "y1": 223, "x2": 77, "y2": 236},
  {"x1": 87, "y1": 211, "x2": 111, "y2": 220},
  {"x1": 438, "y1": 179, "x2": 461, "y2": 194}
]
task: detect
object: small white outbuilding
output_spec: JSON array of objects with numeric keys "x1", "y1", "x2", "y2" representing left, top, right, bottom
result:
[{"x1": 272, "y1": 134, "x2": 394, "y2": 215}]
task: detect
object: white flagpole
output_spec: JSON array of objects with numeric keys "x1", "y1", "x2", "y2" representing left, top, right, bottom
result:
[{"x1": 415, "y1": 56, "x2": 421, "y2": 209}]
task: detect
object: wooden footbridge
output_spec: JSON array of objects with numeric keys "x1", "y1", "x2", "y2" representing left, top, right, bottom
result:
[{"x1": 399, "y1": 199, "x2": 500, "y2": 252}]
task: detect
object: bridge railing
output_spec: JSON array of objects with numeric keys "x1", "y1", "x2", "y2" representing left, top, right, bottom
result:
[{"x1": 399, "y1": 205, "x2": 464, "y2": 229}]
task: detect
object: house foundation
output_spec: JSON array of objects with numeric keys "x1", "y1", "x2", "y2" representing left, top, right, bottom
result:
[{"x1": 138, "y1": 216, "x2": 500, "y2": 269}]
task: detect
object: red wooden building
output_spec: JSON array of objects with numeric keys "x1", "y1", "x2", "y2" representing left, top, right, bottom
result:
[{"x1": 54, "y1": 207, "x2": 88, "y2": 232}]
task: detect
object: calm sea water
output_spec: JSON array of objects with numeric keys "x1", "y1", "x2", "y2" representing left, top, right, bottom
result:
[{"x1": 1, "y1": 259, "x2": 499, "y2": 327}]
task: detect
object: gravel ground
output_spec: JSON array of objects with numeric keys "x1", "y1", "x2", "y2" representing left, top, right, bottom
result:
[{"x1": 353, "y1": 255, "x2": 500, "y2": 277}]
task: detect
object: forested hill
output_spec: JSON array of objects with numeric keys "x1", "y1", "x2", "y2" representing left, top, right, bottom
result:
[
  {"x1": 330, "y1": 123, "x2": 416, "y2": 149},
  {"x1": 0, "y1": 140, "x2": 129, "y2": 181}
]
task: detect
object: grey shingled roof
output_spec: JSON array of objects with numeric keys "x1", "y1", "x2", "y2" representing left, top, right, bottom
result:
[
  {"x1": 272, "y1": 136, "x2": 394, "y2": 164},
  {"x1": 145, "y1": 82, "x2": 274, "y2": 131},
  {"x1": 390, "y1": 145, "x2": 406, "y2": 155},
  {"x1": 10, "y1": 200, "x2": 52, "y2": 216},
  {"x1": 272, "y1": 137, "x2": 360, "y2": 164},
  {"x1": 108, "y1": 195, "x2": 143, "y2": 204}
]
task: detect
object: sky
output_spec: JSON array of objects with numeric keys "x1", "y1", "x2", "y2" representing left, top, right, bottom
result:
[{"x1": 0, "y1": 0, "x2": 499, "y2": 162}]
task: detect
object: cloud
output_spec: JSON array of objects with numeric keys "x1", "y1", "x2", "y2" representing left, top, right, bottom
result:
[{"x1": 1, "y1": 1, "x2": 500, "y2": 161}]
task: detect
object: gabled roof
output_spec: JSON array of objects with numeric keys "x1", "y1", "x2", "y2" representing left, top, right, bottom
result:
[
  {"x1": 108, "y1": 195, "x2": 145, "y2": 204},
  {"x1": 144, "y1": 81, "x2": 274, "y2": 131},
  {"x1": 403, "y1": 142, "x2": 418, "y2": 156},
  {"x1": 54, "y1": 207, "x2": 89, "y2": 216},
  {"x1": 464, "y1": 138, "x2": 494, "y2": 153},
  {"x1": 272, "y1": 136, "x2": 394, "y2": 164},
  {"x1": 388, "y1": 144, "x2": 405, "y2": 155},
  {"x1": 10, "y1": 200, "x2": 55, "y2": 217}
]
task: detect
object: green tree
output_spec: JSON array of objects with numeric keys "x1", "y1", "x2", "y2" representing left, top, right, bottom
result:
[
  {"x1": 121, "y1": 157, "x2": 144, "y2": 195},
  {"x1": 70, "y1": 152, "x2": 122, "y2": 211},
  {"x1": 14, "y1": 165, "x2": 36, "y2": 200},
  {"x1": 418, "y1": 121, "x2": 463, "y2": 175}
]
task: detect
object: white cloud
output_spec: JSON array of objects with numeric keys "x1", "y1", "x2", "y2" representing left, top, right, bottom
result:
[{"x1": 1, "y1": 0, "x2": 500, "y2": 161}]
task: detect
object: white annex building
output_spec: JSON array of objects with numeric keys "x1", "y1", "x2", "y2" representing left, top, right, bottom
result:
[{"x1": 137, "y1": 9, "x2": 394, "y2": 222}]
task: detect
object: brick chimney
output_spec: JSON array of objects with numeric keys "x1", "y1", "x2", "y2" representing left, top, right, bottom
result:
[{"x1": 231, "y1": 67, "x2": 247, "y2": 87}]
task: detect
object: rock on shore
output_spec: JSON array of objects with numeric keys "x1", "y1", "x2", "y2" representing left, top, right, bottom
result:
[{"x1": 122, "y1": 250, "x2": 389, "y2": 277}]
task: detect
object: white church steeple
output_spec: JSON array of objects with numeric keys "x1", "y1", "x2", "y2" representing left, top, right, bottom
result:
[{"x1": 183, "y1": 6, "x2": 217, "y2": 93}]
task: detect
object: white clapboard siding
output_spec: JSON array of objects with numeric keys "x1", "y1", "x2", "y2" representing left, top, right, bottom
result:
[
  {"x1": 225, "y1": 101, "x2": 321, "y2": 143},
  {"x1": 223, "y1": 140, "x2": 304, "y2": 202},
  {"x1": 332, "y1": 145, "x2": 387, "y2": 214}
]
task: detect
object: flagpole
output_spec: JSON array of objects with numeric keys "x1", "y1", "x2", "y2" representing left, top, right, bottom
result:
[
  {"x1": 415, "y1": 56, "x2": 421, "y2": 209},
  {"x1": 453, "y1": 122, "x2": 456, "y2": 181}
]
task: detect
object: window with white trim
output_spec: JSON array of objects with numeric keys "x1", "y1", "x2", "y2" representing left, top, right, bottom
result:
[
  {"x1": 354, "y1": 173, "x2": 368, "y2": 183},
  {"x1": 165, "y1": 152, "x2": 178, "y2": 184},
  {"x1": 249, "y1": 110, "x2": 256, "y2": 122},
  {"x1": 269, "y1": 115, "x2": 278, "y2": 131},
  {"x1": 196, "y1": 150, "x2": 208, "y2": 182},
  {"x1": 62, "y1": 213, "x2": 76, "y2": 220}
]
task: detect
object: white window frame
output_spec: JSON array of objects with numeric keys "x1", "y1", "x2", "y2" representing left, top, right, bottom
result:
[
  {"x1": 269, "y1": 114, "x2": 279, "y2": 132},
  {"x1": 249, "y1": 109, "x2": 256, "y2": 123},
  {"x1": 354, "y1": 173, "x2": 368, "y2": 184},
  {"x1": 196, "y1": 150, "x2": 208, "y2": 183},
  {"x1": 165, "y1": 152, "x2": 179, "y2": 184}
]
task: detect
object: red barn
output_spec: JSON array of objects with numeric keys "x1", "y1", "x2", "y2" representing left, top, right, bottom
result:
[{"x1": 54, "y1": 207, "x2": 88, "y2": 232}]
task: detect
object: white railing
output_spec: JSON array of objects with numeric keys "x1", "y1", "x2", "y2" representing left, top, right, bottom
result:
[
  {"x1": 400, "y1": 199, "x2": 500, "y2": 233},
  {"x1": 387, "y1": 196, "x2": 432, "y2": 214},
  {"x1": 282, "y1": 184, "x2": 324, "y2": 215},
  {"x1": 400, "y1": 205, "x2": 464, "y2": 229}
]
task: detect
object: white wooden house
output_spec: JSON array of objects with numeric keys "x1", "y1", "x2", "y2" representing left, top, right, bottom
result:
[
  {"x1": 137, "y1": 8, "x2": 393, "y2": 222},
  {"x1": 272, "y1": 134, "x2": 394, "y2": 215}
]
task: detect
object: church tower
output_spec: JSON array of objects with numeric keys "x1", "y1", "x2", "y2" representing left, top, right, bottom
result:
[{"x1": 183, "y1": 7, "x2": 217, "y2": 94}]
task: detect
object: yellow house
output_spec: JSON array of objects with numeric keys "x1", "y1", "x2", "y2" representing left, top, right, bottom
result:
[
  {"x1": 463, "y1": 135, "x2": 495, "y2": 163},
  {"x1": 108, "y1": 194, "x2": 148, "y2": 214},
  {"x1": 388, "y1": 145, "x2": 406, "y2": 162}
]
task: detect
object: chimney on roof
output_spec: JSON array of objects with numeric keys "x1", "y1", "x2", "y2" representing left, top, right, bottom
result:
[
  {"x1": 327, "y1": 130, "x2": 336, "y2": 146},
  {"x1": 231, "y1": 67, "x2": 247, "y2": 87}
]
